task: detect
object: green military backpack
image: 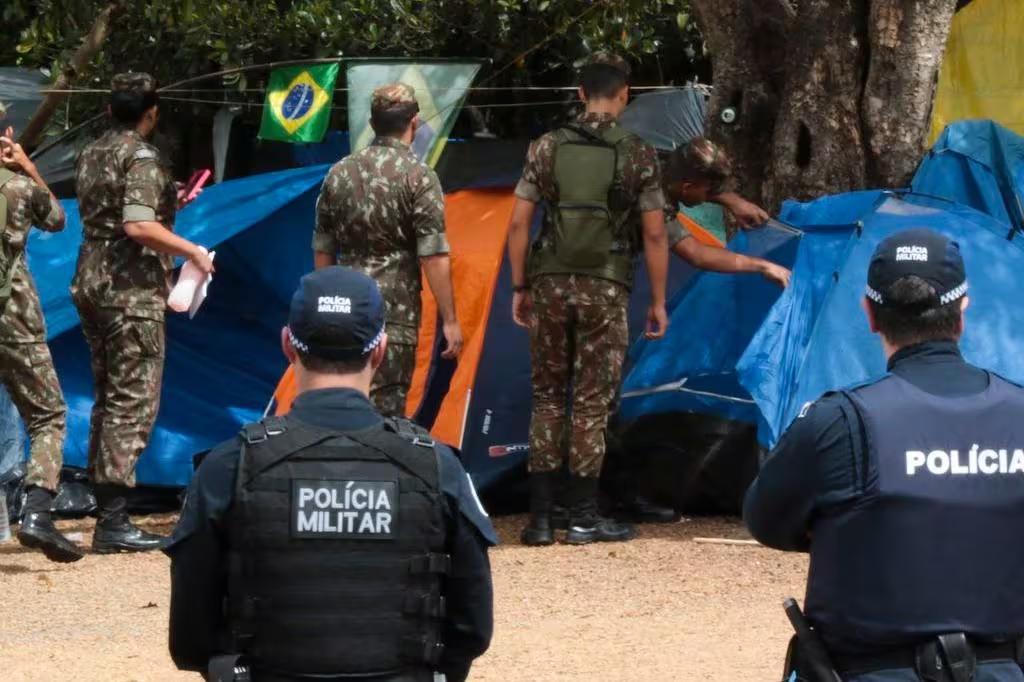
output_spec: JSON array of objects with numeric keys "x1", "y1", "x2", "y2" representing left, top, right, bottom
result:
[
  {"x1": 531, "y1": 124, "x2": 635, "y2": 286},
  {"x1": 0, "y1": 167, "x2": 19, "y2": 310}
]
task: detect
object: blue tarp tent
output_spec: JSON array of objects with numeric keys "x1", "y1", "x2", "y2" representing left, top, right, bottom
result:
[
  {"x1": 912, "y1": 119, "x2": 1024, "y2": 232},
  {"x1": 621, "y1": 191, "x2": 1024, "y2": 454},
  {"x1": 39, "y1": 165, "x2": 330, "y2": 486}
]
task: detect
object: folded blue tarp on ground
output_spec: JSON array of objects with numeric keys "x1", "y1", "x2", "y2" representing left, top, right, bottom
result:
[{"x1": 35, "y1": 165, "x2": 331, "y2": 486}]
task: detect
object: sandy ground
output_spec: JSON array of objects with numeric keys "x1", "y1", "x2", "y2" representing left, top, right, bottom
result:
[{"x1": 0, "y1": 513, "x2": 807, "y2": 682}]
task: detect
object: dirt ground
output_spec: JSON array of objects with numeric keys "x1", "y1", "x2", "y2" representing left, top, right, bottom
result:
[{"x1": 0, "y1": 513, "x2": 807, "y2": 682}]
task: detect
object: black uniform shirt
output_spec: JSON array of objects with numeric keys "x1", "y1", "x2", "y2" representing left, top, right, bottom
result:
[
  {"x1": 165, "y1": 387, "x2": 498, "y2": 682},
  {"x1": 744, "y1": 340, "x2": 990, "y2": 551}
]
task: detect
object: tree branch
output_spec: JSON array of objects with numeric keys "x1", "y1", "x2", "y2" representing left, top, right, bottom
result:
[{"x1": 18, "y1": 2, "x2": 122, "y2": 151}]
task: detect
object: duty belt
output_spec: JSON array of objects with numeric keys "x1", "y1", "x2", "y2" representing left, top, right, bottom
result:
[{"x1": 833, "y1": 636, "x2": 1024, "y2": 680}]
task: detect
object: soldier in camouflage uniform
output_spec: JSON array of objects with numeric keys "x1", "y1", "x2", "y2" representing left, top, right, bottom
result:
[
  {"x1": 73, "y1": 73, "x2": 214, "y2": 553},
  {"x1": 313, "y1": 82, "x2": 462, "y2": 417},
  {"x1": 506, "y1": 53, "x2": 670, "y2": 546},
  {"x1": 0, "y1": 125, "x2": 83, "y2": 562}
]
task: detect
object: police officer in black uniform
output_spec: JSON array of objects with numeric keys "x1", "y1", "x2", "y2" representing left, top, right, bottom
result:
[
  {"x1": 745, "y1": 228, "x2": 1024, "y2": 682},
  {"x1": 165, "y1": 267, "x2": 496, "y2": 682}
]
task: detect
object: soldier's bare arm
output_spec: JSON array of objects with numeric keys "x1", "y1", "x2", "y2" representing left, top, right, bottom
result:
[
  {"x1": 673, "y1": 237, "x2": 791, "y2": 288},
  {"x1": 640, "y1": 209, "x2": 669, "y2": 340},
  {"x1": 414, "y1": 168, "x2": 461, "y2": 357},
  {"x1": 506, "y1": 198, "x2": 536, "y2": 328},
  {"x1": 711, "y1": 191, "x2": 770, "y2": 228}
]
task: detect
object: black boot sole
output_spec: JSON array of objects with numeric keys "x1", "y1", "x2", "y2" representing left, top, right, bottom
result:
[
  {"x1": 17, "y1": 529, "x2": 85, "y2": 563},
  {"x1": 564, "y1": 528, "x2": 638, "y2": 545},
  {"x1": 91, "y1": 540, "x2": 166, "y2": 554}
]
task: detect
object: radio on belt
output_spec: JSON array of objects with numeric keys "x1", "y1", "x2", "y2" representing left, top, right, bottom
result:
[{"x1": 291, "y1": 479, "x2": 398, "y2": 539}]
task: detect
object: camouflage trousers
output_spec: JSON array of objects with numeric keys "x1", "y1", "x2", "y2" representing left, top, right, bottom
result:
[
  {"x1": 75, "y1": 303, "x2": 165, "y2": 487},
  {"x1": 528, "y1": 275, "x2": 629, "y2": 478},
  {"x1": 370, "y1": 341, "x2": 417, "y2": 417},
  {"x1": 0, "y1": 341, "x2": 66, "y2": 491}
]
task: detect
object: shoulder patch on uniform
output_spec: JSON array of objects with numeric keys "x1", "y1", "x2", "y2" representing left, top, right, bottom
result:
[
  {"x1": 132, "y1": 148, "x2": 157, "y2": 161},
  {"x1": 291, "y1": 479, "x2": 397, "y2": 539}
]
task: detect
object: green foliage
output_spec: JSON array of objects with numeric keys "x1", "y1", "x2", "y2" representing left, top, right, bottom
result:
[{"x1": 2, "y1": 0, "x2": 704, "y2": 137}]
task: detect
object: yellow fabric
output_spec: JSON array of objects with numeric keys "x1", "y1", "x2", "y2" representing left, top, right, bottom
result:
[{"x1": 930, "y1": 0, "x2": 1024, "y2": 144}]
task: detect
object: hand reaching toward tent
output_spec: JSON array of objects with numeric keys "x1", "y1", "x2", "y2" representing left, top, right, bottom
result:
[
  {"x1": 716, "y1": 192, "x2": 770, "y2": 228},
  {"x1": 760, "y1": 262, "x2": 792, "y2": 288},
  {"x1": 512, "y1": 290, "x2": 533, "y2": 328}
]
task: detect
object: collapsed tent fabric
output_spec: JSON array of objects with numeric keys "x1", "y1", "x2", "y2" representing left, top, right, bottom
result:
[
  {"x1": 739, "y1": 192, "x2": 1024, "y2": 446},
  {"x1": 619, "y1": 87, "x2": 707, "y2": 152},
  {"x1": 912, "y1": 120, "x2": 1024, "y2": 232},
  {"x1": 930, "y1": 0, "x2": 1024, "y2": 144}
]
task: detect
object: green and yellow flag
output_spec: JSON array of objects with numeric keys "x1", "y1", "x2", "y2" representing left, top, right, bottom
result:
[
  {"x1": 259, "y1": 63, "x2": 340, "y2": 143},
  {"x1": 347, "y1": 61, "x2": 481, "y2": 167}
]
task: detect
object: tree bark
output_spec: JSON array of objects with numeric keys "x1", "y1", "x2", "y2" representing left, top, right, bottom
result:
[
  {"x1": 763, "y1": 0, "x2": 869, "y2": 210},
  {"x1": 691, "y1": 0, "x2": 959, "y2": 213},
  {"x1": 861, "y1": 0, "x2": 958, "y2": 187},
  {"x1": 18, "y1": 2, "x2": 122, "y2": 151},
  {"x1": 690, "y1": 0, "x2": 791, "y2": 207}
]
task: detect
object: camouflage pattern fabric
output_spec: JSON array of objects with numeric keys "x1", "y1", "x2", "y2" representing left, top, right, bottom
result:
[
  {"x1": 370, "y1": 341, "x2": 418, "y2": 418},
  {"x1": 0, "y1": 342, "x2": 66, "y2": 492},
  {"x1": 371, "y1": 82, "x2": 418, "y2": 114},
  {"x1": 76, "y1": 303, "x2": 165, "y2": 487},
  {"x1": 0, "y1": 173, "x2": 65, "y2": 342},
  {"x1": 313, "y1": 137, "x2": 449, "y2": 345},
  {"x1": 515, "y1": 112, "x2": 664, "y2": 263},
  {"x1": 528, "y1": 274, "x2": 628, "y2": 478},
  {"x1": 72, "y1": 127, "x2": 178, "y2": 312},
  {"x1": 110, "y1": 72, "x2": 157, "y2": 95},
  {"x1": 0, "y1": 173, "x2": 67, "y2": 492}
]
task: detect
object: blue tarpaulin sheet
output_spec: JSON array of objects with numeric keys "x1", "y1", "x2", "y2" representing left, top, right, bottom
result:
[
  {"x1": 35, "y1": 165, "x2": 330, "y2": 486},
  {"x1": 912, "y1": 119, "x2": 1024, "y2": 232}
]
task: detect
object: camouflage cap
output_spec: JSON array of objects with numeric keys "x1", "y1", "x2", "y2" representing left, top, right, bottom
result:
[
  {"x1": 584, "y1": 51, "x2": 631, "y2": 77},
  {"x1": 371, "y1": 82, "x2": 418, "y2": 115},
  {"x1": 110, "y1": 72, "x2": 157, "y2": 94}
]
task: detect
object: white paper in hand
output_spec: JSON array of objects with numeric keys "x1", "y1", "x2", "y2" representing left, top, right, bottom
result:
[{"x1": 168, "y1": 250, "x2": 215, "y2": 318}]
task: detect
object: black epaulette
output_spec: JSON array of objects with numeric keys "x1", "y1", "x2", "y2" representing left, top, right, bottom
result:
[{"x1": 383, "y1": 417, "x2": 436, "y2": 449}]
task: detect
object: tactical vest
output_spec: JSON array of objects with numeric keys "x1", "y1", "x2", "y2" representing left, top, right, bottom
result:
[
  {"x1": 529, "y1": 125, "x2": 637, "y2": 287},
  {"x1": 226, "y1": 415, "x2": 449, "y2": 680},
  {"x1": 805, "y1": 373, "x2": 1024, "y2": 652},
  {"x1": 0, "y1": 168, "x2": 20, "y2": 311}
]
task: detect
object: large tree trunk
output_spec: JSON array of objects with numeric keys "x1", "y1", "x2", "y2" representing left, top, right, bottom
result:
[
  {"x1": 763, "y1": 0, "x2": 868, "y2": 210},
  {"x1": 691, "y1": 0, "x2": 959, "y2": 213},
  {"x1": 861, "y1": 0, "x2": 958, "y2": 187},
  {"x1": 691, "y1": 0, "x2": 792, "y2": 207}
]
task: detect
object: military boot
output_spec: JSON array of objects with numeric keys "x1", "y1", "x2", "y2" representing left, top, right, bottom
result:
[
  {"x1": 520, "y1": 471, "x2": 557, "y2": 546},
  {"x1": 616, "y1": 495, "x2": 678, "y2": 524},
  {"x1": 92, "y1": 485, "x2": 166, "y2": 554},
  {"x1": 16, "y1": 486, "x2": 84, "y2": 563},
  {"x1": 565, "y1": 476, "x2": 636, "y2": 545}
]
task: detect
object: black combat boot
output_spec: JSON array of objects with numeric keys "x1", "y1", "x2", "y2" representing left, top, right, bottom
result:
[
  {"x1": 17, "y1": 486, "x2": 84, "y2": 563},
  {"x1": 565, "y1": 476, "x2": 636, "y2": 545},
  {"x1": 520, "y1": 472, "x2": 557, "y2": 546},
  {"x1": 92, "y1": 484, "x2": 166, "y2": 554}
]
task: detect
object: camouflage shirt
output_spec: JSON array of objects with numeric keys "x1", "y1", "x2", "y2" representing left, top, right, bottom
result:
[
  {"x1": 514, "y1": 112, "x2": 665, "y2": 258},
  {"x1": 73, "y1": 127, "x2": 178, "y2": 315},
  {"x1": 0, "y1": 173, "x2": 64, "y2": 342},
  {"x1": 312, "y1": 136, "x2": 449, "y2": 344}
]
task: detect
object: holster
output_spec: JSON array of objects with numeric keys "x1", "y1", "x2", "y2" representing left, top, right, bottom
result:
[
  {"x1": 207, "y1": 654, "x2": 250, "y2": 682},
  {"x1": 915, "y1": 634, "x2": 976, "y2": 682}
]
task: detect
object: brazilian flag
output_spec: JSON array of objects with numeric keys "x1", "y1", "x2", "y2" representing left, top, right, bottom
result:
[
  {"x1": 347, "y1": 62, "x2": 481, "y2": 167},
  {"x1": 259, "y1": 63, "x2": 340, "y2": 143}
]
